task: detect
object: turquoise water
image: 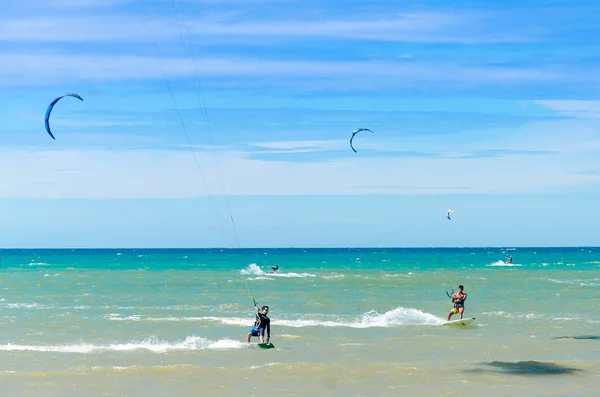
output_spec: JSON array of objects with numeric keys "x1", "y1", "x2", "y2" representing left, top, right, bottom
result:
[{"x1": 1, "y1": 248, "x2": 599, "y2": 396}]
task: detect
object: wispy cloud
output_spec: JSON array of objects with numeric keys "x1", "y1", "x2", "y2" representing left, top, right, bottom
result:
[
  {"x1": 244, "y1": 147, "x2": 556, "y2": 163},
  {"x1": 1, "y1": 2, "x2": 599, "y2": 186},
  {"x1": 0, "y1": 134, "x2": 598, "y2": 199},
  {"x1": 248, "y1": 139, "x2": 344, "y2": 151},
  {"x1": 0, "y1": 12, "x2": 534, "y2": 44},
  {"x1": 534, "y1": 100, "x2": 600, "y2": 118},
  {"x1": 3, "y1": 0, "x2": 600, "y2": 248},
  {"x1": 20, "y1": 111, "x2": 142, "y2": 129},
  {"x1": 2, "y1": 1, "x2": 598, "y2": 97},
  {"x1": 570, "y1": 170, "x2": 600, "y2": 175},
  {"x1": 0, "y1": 52, "x2": 575, "y2": 89},
  {"x1": 8, "y1": 0, "x2": 266, "y2": 8}
]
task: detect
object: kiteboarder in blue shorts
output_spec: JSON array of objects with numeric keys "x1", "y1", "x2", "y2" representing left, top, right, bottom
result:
[{"x1": 246, "y1": 305, "x2": 271, "y2": 343}]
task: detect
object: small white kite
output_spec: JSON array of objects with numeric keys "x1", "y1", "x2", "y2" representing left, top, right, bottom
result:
[{"x1": 446, "y1": 209, "x2": 454, "y2": 220}]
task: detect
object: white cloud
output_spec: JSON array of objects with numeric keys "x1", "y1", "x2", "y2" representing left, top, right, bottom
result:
[
  {"x1": 495, "y1": 118, "x2": 600, "y2": 156},
  {"x1": 0, "y1": 12, "x2": 529, "y2": 44},
  {"x1": 10, "y1": 0, "x2": 268, "y2": 7},
  {"x1": 247, "y1": 118, "x2": 600, "y2": 156},
  {"x1": 0, "y1": 52, "x2": 569, "y2": 88},
  {"x1": 534, "y1": 100, "x2": 600, "y2": 118},
  {"x1": 42, "y1": 117, "x2": 141, "y2": 128},
  {"x1": 1, "y1": 138, "x2": 599, "y2": 199},
  {"x1": 249, "y1": 139, "x2": 344, "y2": 151}
]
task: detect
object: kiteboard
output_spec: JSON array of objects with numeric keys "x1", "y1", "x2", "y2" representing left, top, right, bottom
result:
[
  {"x1": 443, "y1": 317, "x2": 475, "y2": 326},
  {"x1": 250, "y1": 342, "x2": 275, "y2": 349}
]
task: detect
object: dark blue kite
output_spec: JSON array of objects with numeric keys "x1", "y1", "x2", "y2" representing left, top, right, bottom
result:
[
  {"x1": 45, "y1": 93, "x2": 83, "y2": 139},
  {"x1": 350, "y1": 128, "x2": 373, "y2": 153}
]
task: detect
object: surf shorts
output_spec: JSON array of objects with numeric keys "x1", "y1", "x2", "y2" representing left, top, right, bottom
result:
[{"x1": 249, "y1": 327, "x2": 265, "y2": 337}]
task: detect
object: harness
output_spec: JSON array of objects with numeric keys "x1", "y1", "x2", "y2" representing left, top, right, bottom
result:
[{"x1": 453, "y1": 294, "x2": 465, "y2": 308}]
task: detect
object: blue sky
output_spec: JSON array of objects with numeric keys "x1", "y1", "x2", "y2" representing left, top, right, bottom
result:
[{"x1": 1, "y1": 0, "x2": 600, "y2": 248}]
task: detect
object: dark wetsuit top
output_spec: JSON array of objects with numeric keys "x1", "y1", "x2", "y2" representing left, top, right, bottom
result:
[
  {"x1": 453, "y1": 295, "x2": 465, "y2": 308},
  {"x1": 253, "y1": 312, "x2": 271, "y2": 337}
]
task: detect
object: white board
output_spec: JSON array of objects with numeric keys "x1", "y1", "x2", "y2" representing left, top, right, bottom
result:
[{"x1": 443, "y1": 317, "x2": 475, "y2": 326}]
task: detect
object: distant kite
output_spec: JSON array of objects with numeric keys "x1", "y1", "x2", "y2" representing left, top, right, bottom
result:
[
  {"x1": 446, "y1": 209, "x2": 454, "y2": 220},
  {"x1": 350, "y1": 128, "x2": 373, "y2": 153},
  {"x1": 45, "y1": 93, "x2": 83, "y2": 139}
]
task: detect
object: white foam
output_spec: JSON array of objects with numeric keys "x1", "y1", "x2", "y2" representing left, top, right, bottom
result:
[
  {"x1": 128, "y1": 307, "x2": 447, "y2": 328},
  {"x1": 547, "y1": 278, "x2": 572, "y2": 284},
  {"x1": 1, "y1": 303, "x2": 52, "y2": 309},
  {"x1": 250, "y1": 362, "x2": 282, "y2": 369},
  {"x1": 240, "y1": 263, "x2": 316, "y2": 278},
  {"x1": 486, "y1": 260, "x2": 522, "y2": 267},
  {"x1": 28, "y1": 262, "x2": 52, "y2": 266},
  {"x1": 0, "y1": 336, "x2": 247, "y2": 354},
  {"x1": 547, "y1": 278, "x2": 600, "y2": 287},
  {"x1": 322, "y1": 275, "x2": 345, "y2": 279}
]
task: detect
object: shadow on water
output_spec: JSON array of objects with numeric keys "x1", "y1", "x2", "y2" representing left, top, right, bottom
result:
[
  {"x1": 552, "y1": 335, "x2": 600, "y2": 340},
  {"x1": 467, "y1": 361, "x2": 582, "y2": 376}
]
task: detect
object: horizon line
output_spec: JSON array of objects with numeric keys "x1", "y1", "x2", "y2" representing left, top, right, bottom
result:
[{"x1": 0, "y1": 246, "x2": 596, "y2": 250}]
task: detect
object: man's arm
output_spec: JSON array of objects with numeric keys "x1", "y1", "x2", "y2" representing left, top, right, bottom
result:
[{"x1": 266, "y1": 322, "x2": 271, "y2": 342}]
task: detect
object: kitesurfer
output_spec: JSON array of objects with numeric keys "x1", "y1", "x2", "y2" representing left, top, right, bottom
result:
[
  {"x1": 447, "y1": 285, "x2": 467, "y2": 320},
  {"x1": 246, "y1": 305, "x2": 271, "y2": 344}
]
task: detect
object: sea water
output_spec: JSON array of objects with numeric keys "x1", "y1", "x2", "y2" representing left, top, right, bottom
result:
[{"x1": 0, "y1": 247, "x2": 599, "y2": 396}]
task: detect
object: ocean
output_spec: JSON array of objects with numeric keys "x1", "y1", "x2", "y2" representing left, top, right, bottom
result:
[{"x1": 0, "y1": 247, "x2": 599, "y2": 396}]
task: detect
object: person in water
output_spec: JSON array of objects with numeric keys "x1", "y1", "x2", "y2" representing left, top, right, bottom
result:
[
  {"x1": 269, "y1": 265, "x2": 279, "y2": 273},
  {"x1": 246, "y1": 305, "x2": 271, "y2": 344},
  {"x1": 506, "y1": 256, "x2": 513, "y2": 264},
  {"x1": 447, "y1": 285, "x2": 467, "y2": 320}
]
